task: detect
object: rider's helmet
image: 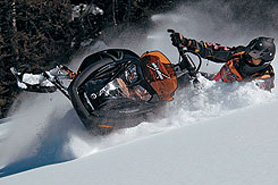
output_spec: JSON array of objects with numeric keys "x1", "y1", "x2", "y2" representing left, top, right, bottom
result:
[{"x1": 245, "y1": 36, "x2": 276, "y2": 66}]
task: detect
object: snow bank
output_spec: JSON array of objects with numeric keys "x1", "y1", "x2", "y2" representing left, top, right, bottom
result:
[
  {"x1": 0, "y1": 80, "x2": 275, "y2": 178},
  {"x1": 1, "y1": 97, "x2": 278, "y2": 185}
]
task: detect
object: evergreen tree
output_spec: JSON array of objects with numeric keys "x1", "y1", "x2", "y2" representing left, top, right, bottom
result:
[{"x1": 0, "y1": 0, "x2": 103, "y2": 118}]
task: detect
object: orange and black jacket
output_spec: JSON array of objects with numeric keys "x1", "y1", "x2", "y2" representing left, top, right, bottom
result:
[{"x1": 186, "y1": 39, "x2": 275, "y2": 91}]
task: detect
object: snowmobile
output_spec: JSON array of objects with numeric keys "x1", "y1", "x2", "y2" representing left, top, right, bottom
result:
[{"x1": 11, "y1": 29, "x2": 203, "y2": 135}]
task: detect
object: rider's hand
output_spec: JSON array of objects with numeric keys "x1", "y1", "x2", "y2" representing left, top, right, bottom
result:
[{"x1": 170, "y1": 33, "x2": 189, "y2": 47}]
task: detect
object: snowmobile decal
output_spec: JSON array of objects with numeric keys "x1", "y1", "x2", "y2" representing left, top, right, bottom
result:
[
  {"x1": 140, "y1": 51, "x2": 178, "y2": 102},
  {"x1": 146, "y1": 63, "x2": 170, "y2": 80},
  {"x1": 98, "y1": 124, "x2": 115, "y2": 128}
]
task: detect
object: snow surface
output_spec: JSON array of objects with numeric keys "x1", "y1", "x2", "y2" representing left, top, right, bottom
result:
[
  {"x1": 1, "y1": 88, "x2": 278, "y2": 185},
  {"x1": 1, "y1": 79, "x2": 278, "y2": 185},
  {"x1": 1, "y1": 1, "x2": 278, "y2": 184}
]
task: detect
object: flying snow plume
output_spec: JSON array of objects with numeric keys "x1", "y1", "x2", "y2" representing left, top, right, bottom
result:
[{"x1": 0, "y1": 92, "x2": 92, "y2": 176}]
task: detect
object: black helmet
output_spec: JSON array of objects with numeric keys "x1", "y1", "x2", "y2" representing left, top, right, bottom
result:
[{"x1": 246, "y1": 36, "x2": 276, "y2": 64}]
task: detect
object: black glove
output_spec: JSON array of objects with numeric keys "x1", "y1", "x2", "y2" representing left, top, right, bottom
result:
[{"x1": 170, "y1": 33, "x2": 189, "y2": 47}]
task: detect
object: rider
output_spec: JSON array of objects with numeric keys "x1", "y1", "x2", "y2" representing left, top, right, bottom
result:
[{"x1": 170, "y1": 32, "x2": 276, "y2": 91}]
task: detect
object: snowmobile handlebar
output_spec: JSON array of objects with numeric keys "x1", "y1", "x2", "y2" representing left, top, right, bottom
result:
[{"x1": 167, "y1": 29, "x2": 202, "y2": 77}]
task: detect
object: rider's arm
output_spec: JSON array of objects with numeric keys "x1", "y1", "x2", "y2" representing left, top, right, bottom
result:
[{"x1": 186, "y1": 39, "x2": 244, "y2": 63}]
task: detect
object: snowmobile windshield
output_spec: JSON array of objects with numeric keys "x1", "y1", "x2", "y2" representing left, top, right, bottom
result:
[
  {"x1": 139, "y1": 51, "x2": 178, "y2": 102},
  {"x1": 98, "y1": 78, "x2": 130, "y2": 98},
  {"x1": 96, "y1": 66, "x2": 152, "y2": 102}
]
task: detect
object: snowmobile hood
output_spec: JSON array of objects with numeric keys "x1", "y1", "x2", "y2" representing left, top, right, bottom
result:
[{"x1": 140, "y1": 51, "x2": 178, "y2": 102}]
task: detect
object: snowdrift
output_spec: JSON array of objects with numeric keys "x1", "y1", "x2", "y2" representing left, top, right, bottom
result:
[{"x1": 1, "y1": 95, "x2": 278, "y2": 185}]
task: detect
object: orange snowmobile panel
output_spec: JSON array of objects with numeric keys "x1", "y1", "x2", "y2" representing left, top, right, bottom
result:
[{"x1": 140, "y1": 51, "x2": 178, "y2": 102}]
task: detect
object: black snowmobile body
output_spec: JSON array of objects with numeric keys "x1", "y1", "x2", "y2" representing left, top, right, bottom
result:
[{"x1": 68, "y1": 49, "x2": 168, "y2": 134}]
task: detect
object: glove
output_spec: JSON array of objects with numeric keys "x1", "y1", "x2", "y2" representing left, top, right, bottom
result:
[{"x1": 170, "y1": 33, "x2": 189, "y2": 47}]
